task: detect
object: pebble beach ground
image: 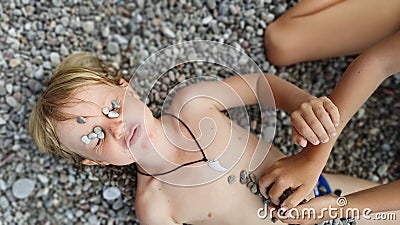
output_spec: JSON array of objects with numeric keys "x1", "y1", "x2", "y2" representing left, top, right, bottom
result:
[{"x1": 0, "y1": 0, "x2": 399, "y2": 224}]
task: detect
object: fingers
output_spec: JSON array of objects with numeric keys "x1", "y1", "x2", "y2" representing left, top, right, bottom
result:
[
  {"x1": 258, "y1": 170, "x2": 277, "y2": 199},
  {"x1": 300, "y1": 110, "x2": 328, "y2": 144},
  {"x1": 259, "y1": 169, "x2": 293, "y2": 205},
  {"x1": 291, "y1": 111, "x2": 320, "y2": 145},
  {"x1": 310, "y1": 104, "x2": 336, "y2": 141},
  {"x1": 291, "y1": 96, "x2": 340, "y2": 145},
  {"x1": 268, "y1": 181, "x2": 293, "y2": 205},
  {"x1": 292, "y1": 128, "x2": 307, "y2": 147},
  {"x1": 281, "y1": 185, "x2": 309, "y2": 209},
  {"x1": 323, "y1": 97, "x2": 340, "y2": 127}
]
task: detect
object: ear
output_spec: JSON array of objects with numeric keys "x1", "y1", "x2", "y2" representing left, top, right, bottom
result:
[
  {"x1": 81, "y1": 159, "x2": 110, "y2": 166},
  {"x1": 118, "y1": 78, "x2": 129, "y2": 87},
  {"x1": 119, "y1": 78, "x2": 140, "y2": 100}
]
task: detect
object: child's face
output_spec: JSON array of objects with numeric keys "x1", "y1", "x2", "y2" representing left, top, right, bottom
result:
[{"x1": 55, "y1": 83, "x2": 155, "y2": 166}]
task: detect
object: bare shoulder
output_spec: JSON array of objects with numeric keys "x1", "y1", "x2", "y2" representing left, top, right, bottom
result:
[
  {"x1": 135, "y1": 181, "x2": 179, "y2": 225},
  {"x1": 169, "y1": 79, "x2": 222, "y2": 114},
  {"x1": 170, "y1": 74, "x2": 261, "y2": 114}
]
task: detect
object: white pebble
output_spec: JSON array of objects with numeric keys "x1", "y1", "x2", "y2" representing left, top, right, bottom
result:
[
  {"x1": 12, "y1": 178, "x2": 35, "y2": 199},
  {"x1": 202, "y1": 16, "x2": 213, "y2": 25},
  {"x1": 103, "y1": 186, "x2": 121, "y2": 201}
]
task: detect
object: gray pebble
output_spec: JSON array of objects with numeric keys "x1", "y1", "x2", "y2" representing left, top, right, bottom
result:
[
  {"x1": 206, "y1": 0, "x2": 216, "y2": 9},
  {"x1": 27, "y1": 79, "x2": 43, "y2": 93},
  {"x1": 5, "y1": 83, "x2": 13, "y2": 94},
  {"x1": 5, "y1": 96, "x2": 18, "y2": 107},
  {"x1": 55, "y1": 24, "x2": 64, "y2": 34},
  {"x1": 193, "y1": 0, "x2": 203, "y2": 8},
  {"x1": 34, "y1": 66, "x2": 44, "y2": 79},
  {"x1": 202, "y1": 16, "x2": 213, "y2": 25},
  {"x1": 60, "y1": 17, "x2": 70, "y2": 26},
  {"x1": 90, "y1": 205, "x2": 99, "y2": 214},
  {"x1": 50, "y1": 52, "x2": 61, "y2": 67},
  {"x1": 250, "y1": 183, "x2": 258, "y2": 194},
  {"x1": 12, "y1": 178, "x2": 35, "y2": 199},
  {"x1": 103, "y1": 26, "x2": 111, "y2": 38},
  {"x1": 88, "y1": 215, "x2": 99, "y2": 225},
  {"x1": 249, "y1": 173, "x2": 256, "y2": 183},
  {"x1": 162, "y1": 27, "x2": 176, "y2": 38},
  {"x1": 52, "y1": 0, "x2": 62, "y2": 6},
  {"x1": 377, "y1": 164, "x2": 388, "y2": 177},
  {"x1": 103, "y1": 186, "x2": 121, "y2": 201},
  {"x1": 60, "y1": 44, "x2": 69, "y2": 56},
  {"x1": 107, "y1": 42, "x2": 120, "y2": 55},
  {"x1": 77, "y1": 116, "x2": 87, "y2": 124},
  {"x1": 0, "y1": 196, "x2": 10, "y2": 209},
  {"x1": 0, "y1": 179, "x2": 6, "y2": 191},
  {"x1": 265, "y1": 13, "x2": 275, "y2": 23},
  {"x1": 227, "y1": 175, "x2": 236, "y2": 184},
  {"x1": 112, "y1": 199, "x2": 124, "y2": 210},
  {"x1": 369, "y1": 128, "x2": 380, "y2": 135},
  {"x1": 37, "y1": 174, "x2": 49, "y2": 184},
  {"x1": 0, "y1": 117, "x2": 5, "y2": 125},
  {"x1": 369, "y1": 174, "x2": 380, "y2": 182},
  {"x1": 114, "y1": 34, "x2": 129, "y2": 45}
]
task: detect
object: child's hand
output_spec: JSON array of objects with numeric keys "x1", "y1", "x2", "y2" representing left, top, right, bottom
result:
[
  {"x1": 258, "y1": 152, "x2": 322, "y2": 210},
  {"x1": 274, "y1": 194, "x2": 341, "y2": 224},
  {"x1": 290, "y1": 96, "x2": 340, "y2": 147}
]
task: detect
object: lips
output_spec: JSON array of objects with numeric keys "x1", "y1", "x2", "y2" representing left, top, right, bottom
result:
[{"x1": 128, "y1": 125, "x2": 141, "y2": 147}]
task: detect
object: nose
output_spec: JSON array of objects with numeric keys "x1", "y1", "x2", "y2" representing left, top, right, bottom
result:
[{"x1": 108, "y1": 120, "x2": 125, "y2": 140}]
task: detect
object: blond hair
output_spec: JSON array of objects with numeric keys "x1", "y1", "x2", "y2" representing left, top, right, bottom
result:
[{"x1": 29, "y1": 52, "x2": 122, "y2": 164}]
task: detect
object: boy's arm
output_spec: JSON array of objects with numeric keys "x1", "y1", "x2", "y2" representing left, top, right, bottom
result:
[
  {"x1": 169, "y1": 72, "x2": 316, "y2": 116},
  {"x1": 260, "y1": 31, "x2": 400, "y2": 210},
  {"x1": 343, "y1": 180, "x2": 400, "y2": 214}
]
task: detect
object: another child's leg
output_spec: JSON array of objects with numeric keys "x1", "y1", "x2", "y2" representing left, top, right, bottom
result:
[
  {"x1": 264, "y1": 0, "x2": 400, "y2": 66},
  {"x1": 323, "y1": 173, "x2": 399, "y2": 224}
]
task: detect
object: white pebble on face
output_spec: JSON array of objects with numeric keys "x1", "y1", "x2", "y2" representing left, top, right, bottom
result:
[
  {"x1": 102, "y1": 107, "x2": 110, "y2": 115},
  {"x1": 81, "y1": 135, "x2": 90, "y2": 144},
  {"x1": 111, "y1": 100, "x2": 120, "y2": 109},
  {"x1": 97, "y1": 132, "x2": 105, "y2": 139},
  {"x1": 94, "y1": 126, "x2": 102, "y2": 134},
  {"x1": 88, "y1": 132, "x2": 97, "y2": 139},
  {"x1": 107, "y1": 111, "x2": 119, "y2": 118}
]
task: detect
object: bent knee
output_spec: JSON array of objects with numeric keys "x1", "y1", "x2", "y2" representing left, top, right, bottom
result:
[{"x1": 264, "y1": 22, "x2": 303, "y2": 66}]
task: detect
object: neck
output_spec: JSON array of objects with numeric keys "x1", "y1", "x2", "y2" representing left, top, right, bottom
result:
[{"x1": 135, "y1": 116, "x2": 207, "y2": 177}]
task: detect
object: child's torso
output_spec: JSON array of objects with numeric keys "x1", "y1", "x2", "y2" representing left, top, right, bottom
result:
[{"x1": 137, "y1": 109, "x2": 285, "y2": 225}]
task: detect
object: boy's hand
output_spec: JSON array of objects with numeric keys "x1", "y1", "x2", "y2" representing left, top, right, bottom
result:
[
  {"x1": 274, "y1": 194, "x2": 341, "y2": 224},
  {"x1": 291, "y1": 96, "x2": 340, "y2": 147},
  {"x1": 259, "y1": 152, "x2": 322, "y2": 210}
]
